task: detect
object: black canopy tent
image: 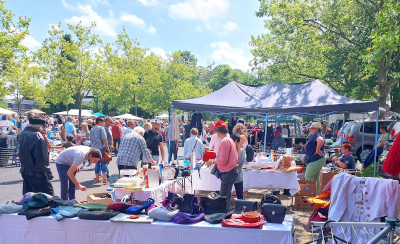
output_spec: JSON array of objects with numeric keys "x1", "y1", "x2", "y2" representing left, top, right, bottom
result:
[{"x1": 170, "y1": 80, "x2": 381, "y2": 176}]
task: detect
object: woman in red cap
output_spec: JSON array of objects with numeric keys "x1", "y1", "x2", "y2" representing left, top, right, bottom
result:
[{"x1": 209, "y1": 120, "x2": 229, "y2": 156}]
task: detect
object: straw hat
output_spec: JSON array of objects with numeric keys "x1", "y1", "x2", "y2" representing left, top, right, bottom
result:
[{"x1": 310, "y1": 122, "x2": 322, "y2": 129}]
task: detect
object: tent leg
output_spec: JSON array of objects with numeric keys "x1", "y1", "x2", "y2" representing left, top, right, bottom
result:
[
  {"x1": 168, "y1": 108, "x2": 175, "y2": 164},
  {"x1": 362, "y1": 113, "x2": 365, "y2": 154},
  {"x1": 264, "y1": 113, "x2": 269, "y2": 152},
  {"x1": 341, "y1": 115, "x2": 345, "y2": 146},
  {"x1": 373, "y1": 109, "x2": 379, "y2": 177}
]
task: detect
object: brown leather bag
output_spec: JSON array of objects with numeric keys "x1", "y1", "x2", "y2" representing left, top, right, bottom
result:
[{"x1": 102, "y1": 151, "x2": 112, "y2": 163}]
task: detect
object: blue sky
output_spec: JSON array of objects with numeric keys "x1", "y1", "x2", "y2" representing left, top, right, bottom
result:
[{"x1": 7, "y1": 0, "x2": 265, "y2": 71}]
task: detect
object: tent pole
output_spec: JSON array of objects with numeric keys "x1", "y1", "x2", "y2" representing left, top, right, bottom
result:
[
  {"x1": 373, "y1": 109, "x2": 379, "y2": 177},
  {"x1": 361, "y1": 113, "x2": 365, "y2": 155},
  {"x1": 341, "y1": 115, "x2": 345, "y2": 146},
  {"x1": 168, "y1": 108, "x2": 175, "y2": 164},
  {"x1": 264, "y1": 113, "x2": 268, "y2": 152}
]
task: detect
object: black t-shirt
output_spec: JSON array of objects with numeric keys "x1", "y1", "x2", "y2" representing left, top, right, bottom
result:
[
  {"x1": 184, "y1": 124, "x2": 191, "y2": 138},
  {"x1": 144, "y1": 130, "x2": 162, "y2": 156}
]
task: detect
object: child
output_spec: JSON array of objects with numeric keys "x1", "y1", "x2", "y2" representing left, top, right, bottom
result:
[{"x1": 62, "y1": 135, "x2": 75, "y2": 149}]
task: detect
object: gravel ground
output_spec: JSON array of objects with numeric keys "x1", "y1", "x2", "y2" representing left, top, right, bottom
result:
[{"x1": 0, "y1": 144, "x2": 315, "y2": 243}]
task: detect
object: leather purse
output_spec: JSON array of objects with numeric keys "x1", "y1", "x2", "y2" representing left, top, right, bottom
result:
[
  {"x1": 222, "y1": 214, "x2": 264, "y2": 229},
  {"x1": 174, "y1": 194, "x2": 204, "y2": 215},
  {"x1": 200, "y1": 192, "x2": 227, "y2": 214},
  {"x1": 102, "y1": 151, "x2": 112, "y2": 163},
  {"x1": 261, "y1": 203, "x2": 287, "y2": 224},
  {"x1": 234, "y1": 199, "x2": 258, "y2": 214},
  {"x1": 261, "y1": 194, "x2": 281, "y2": 205}
]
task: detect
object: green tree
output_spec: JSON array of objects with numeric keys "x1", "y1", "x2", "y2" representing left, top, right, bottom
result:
[
  {"x1": 36, "y1": 22, "x2": 102, "y2": 122},
  {"x1": 1, "y1": 55, "x2": 45, "y2": 113},
  {"x1": 0, "y1": 0, "x2": 30, "y2": 95},
  {"x1": 251, "y1": 0, "x2": 400, "y2": 107}
]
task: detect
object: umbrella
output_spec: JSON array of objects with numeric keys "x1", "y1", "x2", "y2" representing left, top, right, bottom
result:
[
  {"x1": 0, "y1": 107, "x2": 16, "y2": 115},
  {"x1": 27, "y1": 109, "x2": 45, "y2": 114},
  {"x1": 92, "y1": 112, "x2": 106, "y2": 117},
  {"x1": 156, "y1": 114, "x2": 169, "y2": 120},
  {"x1": 114, "y1": 113, "x2": 143, "y2": 120}
]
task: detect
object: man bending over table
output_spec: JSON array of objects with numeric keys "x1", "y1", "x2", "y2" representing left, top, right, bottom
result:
[{"x1": 55, "y1": 146, "x2": 102, "y2": 200}]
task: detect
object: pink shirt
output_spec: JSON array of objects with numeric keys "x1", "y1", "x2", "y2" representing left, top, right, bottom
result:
[
  {"x1": 216, "y1": 137, "x2": 238, "y2": 172},
  {"x1": 209, "y1": 133, "x2": 229, "y2": 156}
]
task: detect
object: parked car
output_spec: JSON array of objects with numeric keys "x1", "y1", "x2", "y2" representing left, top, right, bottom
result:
[
  {"x1": 330, "y1": 121, "x2": 355, "y2": 149},
  {"x1": 344, "y1": 120, "x2": 396, "y2": 162}
]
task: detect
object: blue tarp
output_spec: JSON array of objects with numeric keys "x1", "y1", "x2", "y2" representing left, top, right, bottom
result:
[{"x1": 172, "y1": 80, "x2": 379, "y2": 114}]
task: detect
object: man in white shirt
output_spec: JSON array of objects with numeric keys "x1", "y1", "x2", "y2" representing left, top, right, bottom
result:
[
  {"x1": 21, "y1": 113, "x2": 33, "y2": 131},
  {"x1": 184, "y1": 128, "x2": 205, "y2": 160}
]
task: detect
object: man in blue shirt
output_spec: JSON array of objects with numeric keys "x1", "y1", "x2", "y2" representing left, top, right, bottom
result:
[
  {"x1": 330, "y1": 142, "x2": 355, "y2": 170},
  {"x1": 65, "y1": 117, "x2": 76, "y2": 137},
  {"x1": 271, "y1": 130, "x2": 285, "y2": 150}
]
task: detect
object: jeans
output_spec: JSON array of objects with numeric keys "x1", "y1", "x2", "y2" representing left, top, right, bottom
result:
[
  {"x1": 234, "y1": 181, "x2": 244, "y2": 199},
  {"x1": 168, "y1": 141, "x2": 178, "y2": 163},
  {"x1": 220, "y1": 168, "x2": 239, "y2": 211},
  {"x1": 305, "y1": 156, "x2": 326, "y2": 193},
  {"x1": 56, "y1": 163, "x2": 76, "y2": 200},
  {"x1": 94, "y1": 148, "x2": 108, "y2": 175},
  {"x1": 364, "y1": 147, "x2": 383, "y2": 168},
  {"x1": 113, "y1": 138, "x2": 121, "y2": 154}
]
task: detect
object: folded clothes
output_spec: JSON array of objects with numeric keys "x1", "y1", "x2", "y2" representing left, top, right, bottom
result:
[
  {"x1": 19, "y1": 207, "x2": 51, "y2": 220},
  {"x1": 107, "y1": 202, "x2": 132, "y2": 212},
  {"x1": 73, "y1": 203, "x2": 108, "y2": 211},
  {"x1": 78, "y1": 210, "x2": 120, "y2": 220},
  {"x1": 148, "y1": 207, "x2": 178, "y2": 222},
  {"x1": 50, "y1": 206, "x2": 85, "y2": 221},
  {"x1": 22, "y1": 194, "x2": 49, "y2": 211},
  {"x1": 0, "y1": 203, "x2": 23, "y2": 214},
  {"x1": 48, "y1": 196, "x2": 77, "y2": 208},
  {"x1": 173, "y1": 212, "x2": 205, "y2": 224},
  {"x1": 125, "y1": 198, "x2": 154, "y2": 215}
]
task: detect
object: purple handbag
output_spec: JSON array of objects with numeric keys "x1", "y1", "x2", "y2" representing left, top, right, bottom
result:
[{"x1": 173, "y1": 212, "x2": 205, "y2": 224}]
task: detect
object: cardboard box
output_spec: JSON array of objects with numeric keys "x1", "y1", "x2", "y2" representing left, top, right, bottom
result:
[
  {"x1": 319, "y1": 184, "x2": 327, "y2": 194},
  {"x1": 319, "y1": 171, "x2": 337, "y2": 186},
  {"x1": 87, "y1": 193, "x2": 113, "y2": 204},
  {"x1": 296, "y1": 184, "x2": 317, "y2": 197},
  {"x1": 294, "y1": 196, "x2": 315, "y2": 210}
]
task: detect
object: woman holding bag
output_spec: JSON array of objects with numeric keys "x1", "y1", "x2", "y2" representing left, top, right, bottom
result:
[
  {"x1": 207, "y1": 126, "x2": 239, "y2": 211},
  {"x1": 231, "y1": 133, "x2": 247, "y2": 200},
  {"x1": 90, "y1": 117, "x2": 110, "y2": 184}
]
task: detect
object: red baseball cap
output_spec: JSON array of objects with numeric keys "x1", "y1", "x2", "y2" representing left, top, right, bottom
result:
[{"x1": 215, "y1": 120, "x2": 227, "y2": 128}]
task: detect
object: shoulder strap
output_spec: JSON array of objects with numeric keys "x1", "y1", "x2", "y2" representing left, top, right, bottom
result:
[{"x1": 191, "y1": 138, "x2": 198, "y2": 154}]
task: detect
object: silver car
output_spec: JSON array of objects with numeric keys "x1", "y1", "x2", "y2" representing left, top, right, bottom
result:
[{"x1": 344, "y1": 120, "x2": 396, "y2": 162}]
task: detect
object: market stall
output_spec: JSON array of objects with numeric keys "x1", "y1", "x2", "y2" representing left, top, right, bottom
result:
[{"x1": 0, "y1": 214, "x2": 295, "y2": 244}]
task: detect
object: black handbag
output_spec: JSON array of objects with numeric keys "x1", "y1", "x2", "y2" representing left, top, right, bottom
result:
[
  {"x1": 261, "y1": 194, "x2": 281, "y2": 205},
  {"x1": 200, "y1": 192, "x2": 227, "y2": 214},
  {"x1": 261, "y1": 203, "x2": 286, "y2": 224},
  {"x1": 173, "y1": 193, "x2": 204, "y2": 215},
  {"x1": 77, "y1": 210, "x2": 120, "y2": 220},
  {"x1": 234, "y1": 199, "x2": 258, "y2": 214}
]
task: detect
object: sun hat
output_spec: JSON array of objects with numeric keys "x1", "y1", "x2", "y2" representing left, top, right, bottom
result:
[{"x1": 310, "y1": 122, "x2": 322, "y2": 129}]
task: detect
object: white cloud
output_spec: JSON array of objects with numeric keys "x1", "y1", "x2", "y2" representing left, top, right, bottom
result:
[
  {"x1": 65, "y1": 4, "x2": 118, "y2": 36},
  {"x1": 88, "y1": 0, "x2": 110, "y2": 7},
  {"x1": 169, "y1": 0, "x2": 229, "y2": 21},
  {"x1": 120, "y1": 12, "x2": 146, "y2": 28},
  {"x1": 210, "y1": 41, "x2": 251, "y2": 71},
  {"x1": 138, "y1": 0, "x2": 159, "y2": 6},
  {"x1": 148, "y1": 25, "x2": 157, "y2": 34},
  {"x1": 148, "y1": 47, "x2": 168, "y2": 60},
  {"x1": 21, "y1": 35, "x2": 41, "y2": 50},
  {"x1": 195, "y1": 26, "x2": 202, "y2": 32},
  {"x1": 223, "y1": 21, "x2": 238, "y2": 31}
]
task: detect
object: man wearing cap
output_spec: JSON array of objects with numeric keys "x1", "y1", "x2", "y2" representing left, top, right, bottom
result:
[
  {"x1": 271, "y1": 129, "x2": 285, "y2": 150},
  {"x1": 209, "y1": 120, "x2": 229, "y2": 156},
  {"x1": 304, "y1": 122, "x2": 326, "y2": 193},
  {"x1": 17, "y1": 117, "x2": 54, "y2": 195}
]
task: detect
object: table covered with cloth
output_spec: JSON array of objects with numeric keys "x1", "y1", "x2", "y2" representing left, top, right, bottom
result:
[
  {"x1": 192, "y1": 167, "x2": 300, "y2": 196},
  {"x1": 0, "y1": 213, "x2": 295, "y2": 244}
]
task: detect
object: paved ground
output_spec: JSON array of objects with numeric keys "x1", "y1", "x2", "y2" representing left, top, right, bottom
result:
[{"x1": 0, "y1": 144, "x2": 315, "y2": 243}]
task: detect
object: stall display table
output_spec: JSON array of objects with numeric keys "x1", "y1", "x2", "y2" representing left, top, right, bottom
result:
[
  {"x1": 192, "y1": 167, "x2": 300, "y2": 195},
  {"x1": 111, "y1": 179, "x2": 178, "y2": 202},
  {"x1": 0, "y1": 214, "x2": 295, "y2": 244}
]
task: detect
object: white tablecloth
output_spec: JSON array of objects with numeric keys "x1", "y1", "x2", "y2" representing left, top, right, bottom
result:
[
  {"x1": 112, "y1": 180, "x2": 178, "y2": 202},
  {"x1": 0, "y1": 214, "x2": 295, "y2": 244},
  {"x1": 192, "y1": 167, "x2": 300, "y2": 195}
]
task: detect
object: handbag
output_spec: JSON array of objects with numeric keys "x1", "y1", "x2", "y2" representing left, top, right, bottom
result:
[
  {"x1": 174, "y1": 194, "x2": 204, "y2": 215},
  {"x1": 102, "y1": 151, "x2": 112, "y2": 163},
  {"x1": 200, "y1": 192, "x2": 227, "y2": 214},
  {"x1": 222, "y1": 214, "x2": 264, "y2": 229},
  {"x1": 261, "y1": 203, "x2": 287, "y2": 224},
  {"x1": 77, "y1": 210, "x2": 120, "y2": 220},
  {"x1": 261, "y1": 194, "x2": 281, "y2": 205},
  {"x1": 303, "y1": 155, "x2": 310, "y2": 165},
  {"x1": 234, "y1": 199, "x2": 258, "y2": 214}
]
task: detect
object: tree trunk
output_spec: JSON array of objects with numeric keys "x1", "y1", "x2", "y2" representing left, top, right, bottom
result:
[
  {"x1": 376, "y1": 57, "x2": 388, "y2": 109},
  {"x1": 78, "y1": 98, "x2": 82, "y2": 126},
  {"x1": 66, "y1": 104, "x2": 69, "y2": 116},
  {"x1": 133, "y1": 95, "x2": 137, "y2": 116}
]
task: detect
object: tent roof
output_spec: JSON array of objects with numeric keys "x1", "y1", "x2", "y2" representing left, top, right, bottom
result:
[
  {"x1": 114, "y1": 113, "x2": 143, "y2": 120},
  {"x1": 54, "y1": 109, "x2": 93, "y2": 117},
  {"x1": 172, "y1": 80, "x2": 379, "y2": 114},
  {"x1": 0, "y1": 107, "x2": 16, "y2": 115}
]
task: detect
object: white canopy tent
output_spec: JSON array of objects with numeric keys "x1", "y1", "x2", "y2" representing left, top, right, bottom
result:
[
  {"x1": 54, "y1": 109, "x2": 93, "y2": 117},
  {"x1": 156, "y1": 113, "x2": 169, "y2": 120},
  {"x1": 0, "y1": 107, "x2": 16, "y2": 115},
  {"x1": 114, "y1": 113, "x2": 143, "y2": 120}
]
